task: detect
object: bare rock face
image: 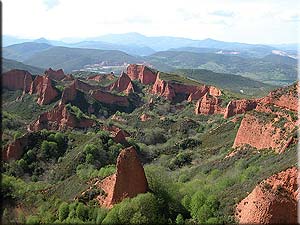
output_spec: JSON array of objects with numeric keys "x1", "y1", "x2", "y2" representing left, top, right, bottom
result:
[
  {"x1": 108, "y1": 72, "x2": 135, "y2": 94},
  {"x1": 233, "y1": 104, "x2": 296, "y2": 153},
  {"x1": 2, "y1": 133, "x2": 30, "y2": 161},
  {"x1": 235, "y1": 167, "x2": 298, "y2": 224},
  {"x1": 127, "y1": 64, "x2": 157, "y2": 85},
  {"x1": 29, "y1": 75, "x2": 59, "y2": 105},
  {"x1": 44, "y1": 68, "x2": 66, "y2": 81},
  {"x1": 140, "y1": 113, "x2": 151, "y2": 121},
  {"x1": 224, "y1": 99, "x2": 258, "y2": 118},
  {"x1": 261, "y1": 83, "x2": 298, "y2": 112},
  {"x1": 73, "y1": 79, "x2": 98, "y2": 92},
  {"x1": 60, "y1": 81, "x2": 78, "y2": 104},
  {"x1": 111, "y1": 129, "x2": 129, "y2": 145},
  {"x1": 2, "y1": 69, "x2": 33, "y2": 92},
  {"x1": 97, "y1": 146, "x2": 148, "y2": 208},
  {"x1": 152, "y1": 73, "x2": 222, "y2": 104},
  {"x1": 151, "y1": 76, "x2": 175, "y2": 100},
  {"x1": 28, "y1": 104, "x2": 95, "y2": 131},
  {"x1": 90, "y1": 90, "x2": 129, "y2": 107},
  {"x1": 195, "y1": 93, "x2": 224, "y2": 115}
]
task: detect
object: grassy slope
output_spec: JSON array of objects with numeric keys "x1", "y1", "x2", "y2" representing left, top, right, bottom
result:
[
  {"x1": 146, "y1": 51, "x2": 297, "y2": 86},
  {"x1": 2, "y1": 58, "x2": 45, "y2": 75},
  {"x1": 23, "y1": 46, "x2": 142, "y2": 72},
  {"x1": 175, "y1": 68, "x2": 276, "y2": 97}
]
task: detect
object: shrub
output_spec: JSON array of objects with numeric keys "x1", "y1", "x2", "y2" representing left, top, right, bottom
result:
[
  {"x1": 58, "y1": 202, "x2": 69, "y2": 221},
  {"x1": 76, "y1": 202, "x2": 88, "y2": 221},
  {"x1": 40, "y1": 140, "x2": 58, "y2": 159}
]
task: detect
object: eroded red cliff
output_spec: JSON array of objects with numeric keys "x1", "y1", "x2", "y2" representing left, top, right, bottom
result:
[
  {"x1": 224, "y1": 99, "x2": 258, "y2": 118},
  {"x1": 235, "y1": 167, "x2": 298, "y2": 224},
  {"x1": 108, "y1": 72, "x2": 135, "y2": 94},
  {"x1": 3, "y1": 69, "x2": 33, "y2": 92},
  {"x1": 28, "y1": 104, "x2": 95, "y2": 131},
  {"x1": 195, "y1": 93, "x2": 224, "y2": 115},
  {"x1": 233, "y1": 103, "x2": 296, "y2": 153},
  {"x1": 96, "y1": 146, "x2": 148, "y2": 208},
  {"x1": 127, "y1": 64, "x2": 157, "y2": 85},
  {"x1": 90, "y1": 90, "x2": 129, "y2": 107},
  {"x1": 44, "y1": 68, "x2": 66, "y2": 81},
  {"x1": 29, "y1": 75, "x2": 59, "y2": 105},
  {"x1": 2, "y1": 133, "x2": 30, "y2": 161}
]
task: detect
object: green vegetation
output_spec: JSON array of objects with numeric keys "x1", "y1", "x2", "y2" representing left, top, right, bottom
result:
[
  {"x1": 146, "y1": 51, "x2": 297, "y2": 86},
  {"x1": 176, "y1": 68, "x2": 276, "y2": 97},
  {"x1": 2, "y1": 64, "x2": 297, "y2": 224},
  {"x1": 2, "y1": 57, "x2": 44, "y2": 74}
]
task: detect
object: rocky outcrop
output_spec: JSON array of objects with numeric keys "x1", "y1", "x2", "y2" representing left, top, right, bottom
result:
[
  {"x1": 261, "y1": 83, "x2": 298, "y2": 112},
  {"x1": 140, "y1": 113, "x2": 151, "y2": 121},
  {"x1": 108, "y1": 72, "x2": 134, "y2": 94},
  {"x1": 28, "y1": 104, "x2": 95, "y2": 131},
  {"x1": 195, "y1": 93, "x2": 224, "y2": 115},
  {"x1": 73, "y1": 79, "x2": 98, "y2": 92},
  {"x1": 2, "y1": 69, "x2": 33, "y2": 92},
  {"x1": 235, "y1": 167, "x2": 298, "y2": 224},
  {"x1": 60, "y1": 81, "x2": 78, "y2": 104},
  {"x1": 111, "y1": 129, "x2": 129, "y2": 145},
  {"x1": 233, "y1": 104, "x2": 296, "y2": 153},
  {"x1": 127, "y1": 64, "x2": 157, "y2": 85},
  {"x1": 44, "y1": 68, "x2": 66, "y2": 81},
  {"x1": 90, "y1": 90, "x2": 129, "y2": 107},
  {"x1": 152, "y1": 73, "x2": 222, "y2": 104},
  {"x1": 96, "y1": 146, "x2": 148, "y2": 208},
  {"x1": 29, "y1": 75, "x2": 59, "y2": 105},
  {"x1": 2, "y1": 133, "x2": 30, "y2": 161},
  {"x1": 224, "y1": 99, "x2": 258, "y2": 118}
]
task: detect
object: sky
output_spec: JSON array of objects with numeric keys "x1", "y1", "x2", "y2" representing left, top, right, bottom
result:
[{"x1": 2, "y1": 0, "x2": 300, "y2": 44}]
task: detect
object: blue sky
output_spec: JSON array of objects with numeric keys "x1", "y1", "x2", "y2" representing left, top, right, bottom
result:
[{"x1": 2, "y1": 0, "x2": 299, "y2": 44}]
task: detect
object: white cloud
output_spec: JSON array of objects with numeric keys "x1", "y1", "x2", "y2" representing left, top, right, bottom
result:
[{"x1": 2, "y1": 0, "x2": 299, "y2": 44}]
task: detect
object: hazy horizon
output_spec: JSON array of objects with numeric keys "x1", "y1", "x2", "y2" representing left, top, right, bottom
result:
[{"x1": 2, "y1": 0, "x2": 299, "y2": 45}]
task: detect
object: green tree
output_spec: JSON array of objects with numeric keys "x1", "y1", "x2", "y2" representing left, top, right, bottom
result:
[
  {"x1": 58, "y1": 202, "x2": 69, "y2": 221},
  {"x1": 76, "y1": 202, "x2": 88, "y2": 221},
  {"x1": 176, "y1": 214, "x2": 184, "y2": 224}
]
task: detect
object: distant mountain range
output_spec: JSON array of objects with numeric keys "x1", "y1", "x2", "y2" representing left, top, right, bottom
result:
[
  {"x1": 2, "y1": 33, "x2": 298, "y2": 86},
  {"x1": 3, "y1": 33, "x2": 298, "y2": 57}
]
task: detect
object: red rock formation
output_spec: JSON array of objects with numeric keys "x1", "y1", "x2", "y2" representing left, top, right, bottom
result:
[
  {"x1": 62, "y1": 74, "x2": 74, "y2": 81},
  {"x1": 73, "y1": 79, "x2": 98, "y2": 92},
  {"x1": 152, "y1": 73, "x2": 222, "y2": 102},
  {"x1": 90, "y1": 90, "x2": 129, "y2": 107},
  {"x1": 2, "y1": 133, "x2": 30, "y2": 161},
  {"x1": 235, "y1": 167, "x2": 298, "y2": 224},
  {"x1": 127, "y1": 64, "x2": 157, "y2": 85},
  {"x1": 96, "y1": 146, "x2": 148, "y2": 208},
  {"x1": 195, "y1": 93, "x2": 224, "y2": 115},
  {"x1": 111, "y1": 129, "x2": 128, "y2": 145},
  {"x1": 108, "y1": 72, "x2": 134, "y2": 94},
  {"x1": 224, "y1": 99, "x2": 258, "y2": 118},
  {"x1": 2, "y1": 69, "x2": 33, "y2": 92},
  {"x1": 232, "y1": 105, "x2": 296, "y2": 153},
  {"x1": 209, "y1": 86, "x2": 222, "y2": 96},
  {"x1": 140, "y1": 113, "x2": 151, "y2": 121},
  {"x1": 29, "y1": 75, "x2": 58, "y2": 105},
  {"x1": 261, "y1": 83, "x2": 298, "y2": 112},
  {"x1": 44, "y1": 68, "x2": 65, "y2": 81},
  {"x1": 187, "y1": 85, "x2": 210, "y2": 101},
  {"x1": 151, "y1": 75, "x2": 172, "y2": 100},
  {"x1": 28, "y1": 104, "x2": 95, "y2": 131},
  {"x1": 60, "y1": 81, "x2": 78, "y2": 104}
]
